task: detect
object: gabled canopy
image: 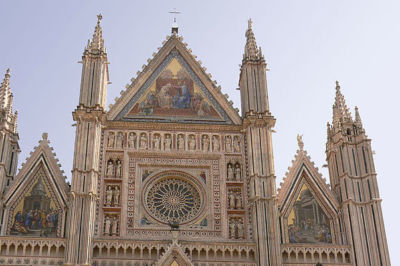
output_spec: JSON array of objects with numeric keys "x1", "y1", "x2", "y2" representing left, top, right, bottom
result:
[
  {"x1": 156, "y1": 241, "x2": 193, "y2": 266},
  {"x1": 2, "y1": 133, "x2": 69, "y2": 236},
  {"x1": 278, "y1": 140, "x2": 339, "y2": 220},
  {"x1": 107, "y1": 34, "x2": 241, "y2": 125}
]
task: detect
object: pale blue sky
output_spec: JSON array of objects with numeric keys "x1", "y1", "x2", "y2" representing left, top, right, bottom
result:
[{"x1": 1, "y1": 0, "x2": 399, "y2": 263}]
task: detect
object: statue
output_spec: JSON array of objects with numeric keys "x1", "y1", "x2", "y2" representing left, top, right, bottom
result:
[
  {"x1": 237, "y1": 221, "x2": 244, "y2": 239},
  {"x1": 104, "y1": 216, "x2": 111, "y2": 235},
  {"x1": 178, "y1": 135, "x2": 185, "y2": 151},
  {"x1": 235, "y1": 193, "x2": 242, "y2": 209},
  {"x1": 153, "y1": 134, "x2": 160, "y2": 150},
  {"x1": 297, "y1": 134, "x2": 304, "y2": 150},
  {"x1": 227, "y1": 164, "x2": 234, "y2": 181},
  {"x1": 106, "y1": 160, "x2": 114, "y2": 177},
  {"x1": 112, "y1": 186, "x2": 120, "y2": 206},
  {"x1": 111, "y1": 217, "x2": 118, "y2": 236},
  {"x1": 140, "y1": 133, "x2": 147, "y2": 149},
  {"x1": 116, "y1": 160, "x2": 122, "y2": 178},
  {"x1": 116, "y1": 132, "x2": 124, "y2": 149},
  {"x1": 105, "y1": 186, "x2": 113, "y2": 206},
  {"x1": 234, "y1": 164, "x2": 241, "y2": 181},
  {"x1": 229, "y1": 192, "x2": 235, "y2": 209},
  {"x1": 128, "y1": 132, "x2": 136, "y2": 149},
  {"x1": 107, "y1": 132, "x2": 115, "y2": 148},
  {"x1": 233, "y1": 136, "x2": 241, "y2": 153},
  {"x1": 188, "y1": 135, "x2": 196, "y2": 150},
  {"x1": 229, "y1": 222, "x2": 236, "y2": 239},
  {"x1": 202, "y1": 135, "x2": 210, "y2": 152},
  {"x1": 225, "y1": 136, "x2": 232, "y2": 152},
  {"x1": 164, "y1": 134, "x2": 172, "y2": 150},
  {"x1": 212, "y1": 136, "x2": 220, "y2": 151}
]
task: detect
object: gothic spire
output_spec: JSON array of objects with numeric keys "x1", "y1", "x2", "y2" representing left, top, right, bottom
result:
[
  {"x1": 332, "y1": 81, "x2": 352, "y2": 129},
  {"x1": 86, "y1": 14, "x2": 105, "y2": 53},
  {"x1": 243, "y1": 19, "x2": 263, "y2": 61},
  {"x1": 354, "y1": 106, "x2": 363, "y2": 128},
  {"x1": 0, "y1": 68, "x2": 13, "y2": 114}
]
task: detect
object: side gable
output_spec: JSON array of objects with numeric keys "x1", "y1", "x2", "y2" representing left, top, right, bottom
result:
[
  {"x1": 107, "y1": 34, "x2": 241, "y2": 125},
  {"x1": 277, "y1": 138, "x2": 340, "y2": 244},
  {"x1": 2, "y1": 133, "x2": 69, "y2": 237}
]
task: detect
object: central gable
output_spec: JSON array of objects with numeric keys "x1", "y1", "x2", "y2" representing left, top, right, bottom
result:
[
  {"x1": 115, "y1": 50, "x2": 231, "y2": 123},
  {"x1": 108, "y1": 35, "x2": 241, "y2": 124}
]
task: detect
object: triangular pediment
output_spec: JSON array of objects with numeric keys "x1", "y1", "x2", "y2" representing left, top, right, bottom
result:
[
  {"x1": 108, "y1": 35, "x2": 241, "y2": 124},
  {"x1": 2, "y1": 134, "x2": 69, "y2": 237},
  {"x1": 156, "y1": 241, "x2": 193, "y2": 266},
  {"x1": 277, "y1": 147, "x2": 340, "y2": 244}
]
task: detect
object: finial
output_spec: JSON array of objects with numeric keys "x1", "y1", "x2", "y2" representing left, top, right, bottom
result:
[
  {"x1": 5, "y1": 68, "x2": 10, "y2": 76},
  {"x1": 169, "y1": 8, "x2": 181, "y2": 34},
  {"x1": 336, "y1": 80, "x2": 340, "y2": 87},
  {"x1": 297, "y1": 134, "x2": 304, "y2": 151},
  {"x1": 42, "y1": 132, "x2": 48, "y2": 140},
  {"x1": 248, "y1": 18, "x2": 253, "y2": 29},
  {"x1": 97, "y1": 13, "x2": 103, "y2": 23}
]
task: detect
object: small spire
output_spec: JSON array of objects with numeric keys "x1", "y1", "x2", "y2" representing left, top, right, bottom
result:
[
  {"x1": 354, "y1": 106, "x2": 363, "y2": 128},
  {"x1": 332, "y1": 80, "x2": 352, "y2": 129},
  {"x1": 297, "y1": 134, "x2": 304, "y2": 151},
  {"x1": 243, "y1": 19, "x2": 263, "y2": 61},
  {"x1": 87, "y1": 14, "x2": 105, "y2": 53},
  {"x1": 0, "y1": 68, "x2": 13, "y2": 112}
]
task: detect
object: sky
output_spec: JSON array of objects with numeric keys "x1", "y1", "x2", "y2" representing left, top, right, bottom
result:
[{"x1": 1, "y1": 0, "x2": 399, "y2": 263}]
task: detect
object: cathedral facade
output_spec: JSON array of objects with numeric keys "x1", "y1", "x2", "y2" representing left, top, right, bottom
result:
[{"x1": 0, "y1": 15, "x2": 391, "y2": 266}]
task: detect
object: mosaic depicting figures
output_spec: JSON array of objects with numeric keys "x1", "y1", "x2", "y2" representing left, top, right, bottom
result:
[
  {"x1": 128, "y1": 58, "x2": 221, "y2": 120},
  {"x1": 10, "y1": 178, "x2": 60, "y2": 237},
  {"x1": 287, "y1": 184, "x2": 332, "y2": 244}
]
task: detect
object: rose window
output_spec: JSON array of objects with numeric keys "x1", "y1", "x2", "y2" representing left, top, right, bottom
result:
[{"x1": 144, "y1": 177, "x2": 202, "y2": 225}]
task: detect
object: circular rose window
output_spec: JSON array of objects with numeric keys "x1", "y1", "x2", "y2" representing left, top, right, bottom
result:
[{"x1": 144, "y1": 174, "x2": 203, "y2": 225}]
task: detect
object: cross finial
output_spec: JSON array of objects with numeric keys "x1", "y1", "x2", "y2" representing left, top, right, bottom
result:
[
  {"x1": 169, "y1": 8, "x2": 181, "y2": 34},
  {"x1": 248, "y1": 18, "x2": 253, "y2": 29}
]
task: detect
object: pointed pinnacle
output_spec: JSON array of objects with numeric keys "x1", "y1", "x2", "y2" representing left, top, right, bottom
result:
[
  {"x1": 354, "y1": 106, "x2": 363, "y2": 128},
  {"x1": 333, "y1": 80, "x2": 352, "y2": 126},
  {"x1": 243, "y1": 19, "x2": 262, "y2": 61},
  {"x1": 87, "y1": 14, "x2": 105, "y2": 53}
]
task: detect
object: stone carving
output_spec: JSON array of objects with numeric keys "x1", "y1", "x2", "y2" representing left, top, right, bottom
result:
[
  {"x1": 116, "y1": 132, "x2": 124, "y2": 149},
  {"x1": 233, "y1": 136, "x2": 241, "y2": 153},
  {"x1": 139, "y1": 133, "x2": 148, "y2": 150},
  {"x1": 237, "y1": 220, "x2": 244, "y2": 239},
  {"x1": 235, "y1": 193, "x2": 242, "y2": 209},
  {"x1": 128, "y1": 132, "x2": 137, "y2": 149},
  {"x1": 164, "y1": 134, "x2": 172, "y2": 150},
  {"x1": 104, "y1": 216, "x2": 111, "y2": 236},
  {"x1": 106, "y1": 160, "x2": 114, "y2": 177},
  {"x1": 116, "y1": 160, "x2": 122, "y2": 178},
  {"x1": 227, "y1": 164, "x2": 234, "y2": 181},
  {"x1": 188, "y1": 135, "x2": 196, "y2": 150},
  {"x1": 229, "y1": 218, "x2": 244, "y2": 239},
  {"x1": 112, "y1": 186, "x2": 120, "y2": 206},
  {"x1": 229, "y1": 192, "x2": 235, "y2": 209},
  {"x1": 225, "y1": 136, "x2": 232, "y2": 152},
  {"x1": 235, "y1": 164, "x2": 241, "y2": 181},
  {"x1": 105, "y1": 186, "x2": 113, "y2": 206},
  {"x1": 153, "y1": 134, "x2": 161, "y2": 150},
  {"x1": 177, "y1": 134, "x2": 185, "y2": 151},
  {"x1": 107, "y1": 132, "x2": 115, "y2": 148},
  {"x1": 229, "y1": 221, "x2": 236, "y2": 239},
  {"x1": 111, "y1": 217, "x2": 118, "y2": 236},
  {"x1": 201, "y1": 135, "x2": 210, "y2": 152},
  {"x1": 212, "y1": 135, "x2": 220, "y2": 151}
]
